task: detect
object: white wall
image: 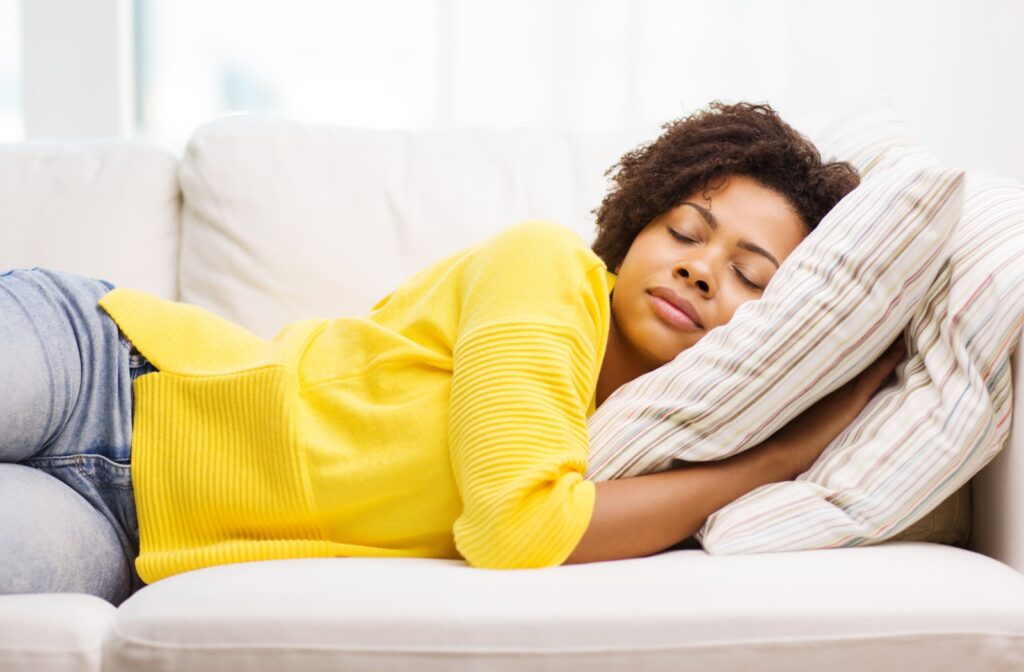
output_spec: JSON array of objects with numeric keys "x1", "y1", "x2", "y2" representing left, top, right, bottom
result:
[
  {"x1": 12, "y1": 0, "x2": 1024, "y2": 181},
  {"x1": 775, "y1": 0, "x2": 1024, "y2": 181},
  {"x1": 0, "y1": 0, "x2": 21, "y2": 139},
  {"x1": 20, "y1": 0, "x2": 134, "y2": 139}
]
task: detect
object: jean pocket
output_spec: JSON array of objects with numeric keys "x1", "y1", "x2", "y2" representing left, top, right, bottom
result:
[{"x1": 75, "y1": 454, "x2": 134, "y2": 490}]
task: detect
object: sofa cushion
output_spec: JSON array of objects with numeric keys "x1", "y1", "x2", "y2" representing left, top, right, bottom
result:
[
  {"x1": 103, "y1": 546, "x2": 1024, "y2": 672},
  {"x1": 0, "y1": 141, "x2": 179, "y2": 299},
  {"x1": 176, "y1": 115, "x2": 651, "y2": 339},
  {"x1": 0, "y1": 594, "x2": 115, "y2": 672}
]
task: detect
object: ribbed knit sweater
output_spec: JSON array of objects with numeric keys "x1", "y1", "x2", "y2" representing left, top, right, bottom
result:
[{"x1": 97, "y1": 221, "x2": 615, "y2": 584}]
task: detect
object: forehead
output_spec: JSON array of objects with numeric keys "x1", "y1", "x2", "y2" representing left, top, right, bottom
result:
[{"x1": 694, "y1": 175, "x2": 799, "y2": 226}]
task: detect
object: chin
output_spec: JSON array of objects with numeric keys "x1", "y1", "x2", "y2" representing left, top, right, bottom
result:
[
  {"x1": 661, "y1": 334, "x2": 701, "y2": 364},
  {"x1": 644, "y1": 342, "x2": 688, "y2": 369}
]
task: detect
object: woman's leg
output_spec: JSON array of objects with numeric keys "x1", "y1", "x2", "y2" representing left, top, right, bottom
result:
[
  {"x1": 0, "y1": 267, "x2": 135, "y2": 462},
  {"x1": 0, "y1": 267, "x2": 144, "y2": 603},
  {"x1": 0, "y1": 464, "x2": 133, "y2": 604}
]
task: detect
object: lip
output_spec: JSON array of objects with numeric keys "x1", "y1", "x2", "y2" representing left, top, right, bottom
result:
[{"x1": 647, "y1": 287, "x2": 703, "y2": 330}]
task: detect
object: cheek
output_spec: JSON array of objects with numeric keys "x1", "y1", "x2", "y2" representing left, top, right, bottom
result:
[
  {"x1": 610, "y1": 286, "x2": 635, "y2": 328},
  {"x1": 719, "y1": 295, "x2": 756, "y2": 326}
]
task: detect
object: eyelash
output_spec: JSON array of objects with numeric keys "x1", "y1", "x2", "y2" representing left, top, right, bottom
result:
[{"x1": 667, "y1": 227, "x2": 763, "y2": 291}]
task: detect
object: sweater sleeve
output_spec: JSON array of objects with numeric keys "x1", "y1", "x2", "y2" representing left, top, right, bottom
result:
[{"x1": 447, "y1": 221, "x2": 608, "y2": 569}]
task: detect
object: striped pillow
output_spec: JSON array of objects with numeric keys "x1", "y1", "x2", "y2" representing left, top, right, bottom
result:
[
  {"x1": 817, "y1": 99, "x2": 971, "y2": 547},
  {"x1": 586, "y1": 149, "x2": 964, "y2": 481},
  {"x1": 689, "y1": 107, "x2": 1024, "y2": 553}
]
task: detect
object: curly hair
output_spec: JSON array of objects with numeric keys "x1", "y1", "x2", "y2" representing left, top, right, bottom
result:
[{"x1": 591, "y1": 101, "x2": 861, "y2": 272}]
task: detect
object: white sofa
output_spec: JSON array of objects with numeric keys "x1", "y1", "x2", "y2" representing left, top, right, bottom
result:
[{"x1": 1, "y1": 115, "x2": 1022, "y2": 672}]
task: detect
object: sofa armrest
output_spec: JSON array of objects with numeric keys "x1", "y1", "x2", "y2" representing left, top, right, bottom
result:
[{"x1": 970, "y1": 323, "x2": 1024, "y2": 574}]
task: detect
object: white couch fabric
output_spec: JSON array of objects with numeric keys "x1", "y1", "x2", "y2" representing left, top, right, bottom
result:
[
  {"x1": 0, "y1": 140, "x2": 180, "y2": 300},
  {"x1": 102, "y1": 545, "x2": 1024, "y2": 672},
  {"x1": 975, "y1": 339, "x2": 1024, "y2": 574},
  {"x1": 177, "y1": 116, "x2": 654, "y2": 339},
  {"x1": 0, "y1": 594, "x2": 115, "y2": 672},
  {"x1": 0, "y1": 115, "x2": 1022, "y2": 671}
]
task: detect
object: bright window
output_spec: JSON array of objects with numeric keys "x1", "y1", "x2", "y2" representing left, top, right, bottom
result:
[
  {"x1": 132, "y1": 0, "x2": 653, "y2": 153},
  {"x1": 134, "y1": 0, "x2": 440, "y2": 153},
  {"x1": 0, "y1": 0, "x2": 23, "y2": 141}
]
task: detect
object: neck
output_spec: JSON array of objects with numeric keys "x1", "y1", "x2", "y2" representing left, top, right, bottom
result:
[{"x1": 595, "y1": 312, "x2": 654, "y2": 410}]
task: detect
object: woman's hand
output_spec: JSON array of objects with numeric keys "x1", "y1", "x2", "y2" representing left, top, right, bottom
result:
[{"x1": 767, "y1": 334, "x2": 908, "y2": 479}]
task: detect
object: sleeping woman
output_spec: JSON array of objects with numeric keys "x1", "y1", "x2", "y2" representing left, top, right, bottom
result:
[{"x1": 0, "y1": 101, "x2": 904, "y2": 606}]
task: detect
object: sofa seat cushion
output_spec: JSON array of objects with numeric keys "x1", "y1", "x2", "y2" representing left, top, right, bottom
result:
[
  {"x1": 104, "y1": 544, "x2": 1024, "y2": 672},
  {"x1": 0, "y1": 594, "x2": 116, "y2": 672}
]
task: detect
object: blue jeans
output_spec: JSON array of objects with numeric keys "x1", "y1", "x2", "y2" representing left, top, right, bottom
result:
[{"x1": 0, "y1": 267, "x2": 156, "y2": 606}]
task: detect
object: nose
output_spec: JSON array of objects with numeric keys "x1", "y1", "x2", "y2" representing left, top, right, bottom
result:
[{"x1": 675, "y1": 261, "x2": 715, "y2": 297}]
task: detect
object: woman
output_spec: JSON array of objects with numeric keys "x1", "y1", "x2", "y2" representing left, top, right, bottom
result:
[{"x1": 0, "y1": 102, "x2": 902, "y2": 606}]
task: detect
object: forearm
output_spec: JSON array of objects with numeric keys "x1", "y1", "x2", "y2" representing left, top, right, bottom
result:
[{"x1": 564, "y1": 440, "x2": 795, "y2": 565}]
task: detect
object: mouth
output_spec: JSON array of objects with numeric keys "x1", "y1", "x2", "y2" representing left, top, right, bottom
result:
[{"x1": 647, "y1": 288, "x2": 703, "y2": 331}]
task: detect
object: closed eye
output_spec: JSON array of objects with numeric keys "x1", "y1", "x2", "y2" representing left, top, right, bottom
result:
[
  {"x1": 667, "y1": 227, "x2": 697, "y2": 245},
  {"x1": 734, "y1": 269, "x2": 763, "y2": 291},
  {"x1": 667, "y1": 226, "x2": 763, "y2": 291}
]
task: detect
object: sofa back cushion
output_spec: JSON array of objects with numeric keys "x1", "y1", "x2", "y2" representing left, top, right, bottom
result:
[
  {"x1": 177, "y1": 115, "x2": 651, "y2": 338},
  {"x1": 0, "y1": 140, "x2": 180, "y2": 298}
]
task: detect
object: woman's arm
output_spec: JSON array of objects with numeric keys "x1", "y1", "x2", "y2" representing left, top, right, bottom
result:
[
  {"x1": 564, "y1": 439, "x2": 791, "y2": 564},
  {"x1": 565, "y1": 337, "x2": 906, "y2": 564}
]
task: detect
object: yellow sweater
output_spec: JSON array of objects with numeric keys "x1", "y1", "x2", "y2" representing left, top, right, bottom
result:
[{"x1": 98, "y1": 221, "x2": 616, "y2": 584}]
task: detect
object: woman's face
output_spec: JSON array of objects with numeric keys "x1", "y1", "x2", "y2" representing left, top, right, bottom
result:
[{"x1": 610, "y1": 174, "x2": 807, "y2": 370}]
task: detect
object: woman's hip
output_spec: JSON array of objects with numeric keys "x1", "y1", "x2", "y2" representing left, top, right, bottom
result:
[{"x1": 0, "y1": 266, "x2": 154, "y2": 592}]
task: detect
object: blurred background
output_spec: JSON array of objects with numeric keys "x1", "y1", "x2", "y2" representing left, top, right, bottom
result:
[{"x1": 1, "y1": 0, "x2": 1021, "y2": 179}]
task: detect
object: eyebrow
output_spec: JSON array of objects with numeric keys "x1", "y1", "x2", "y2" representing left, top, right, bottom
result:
[{"x1": 681, "y1": 202, "x2": 781, "y2": 269}]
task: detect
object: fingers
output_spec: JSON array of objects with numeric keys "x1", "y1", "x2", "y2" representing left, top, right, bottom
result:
[
  {"x1": 869, "y1": 335, "x2": 907, "y2": 391},
  {"x1": 890, "y1": 335, "x2": 907, "y2": 356},
  {"x1": 883, "y1": 340, "x2": 906, "y2": 365}
]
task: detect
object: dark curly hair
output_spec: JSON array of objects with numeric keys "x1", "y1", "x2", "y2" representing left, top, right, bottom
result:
[{"x1": 591, "y1": 101, "x2": 860, "y2": 272}]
